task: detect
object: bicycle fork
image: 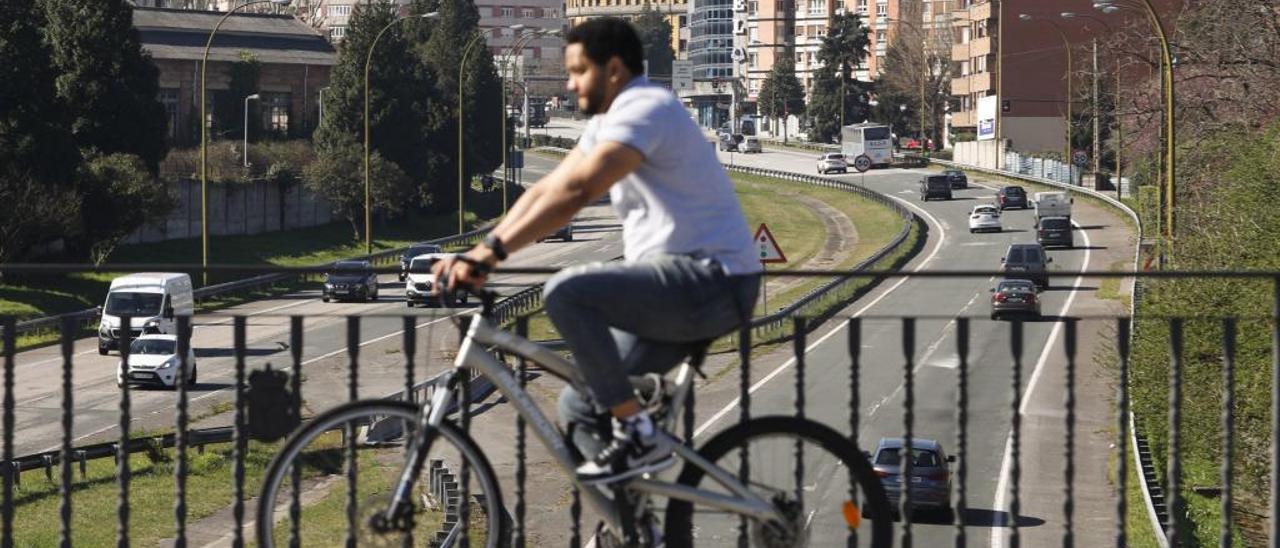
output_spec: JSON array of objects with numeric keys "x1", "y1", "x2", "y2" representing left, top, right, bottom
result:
[{"x1": 378, "y1": 372, "x2": 459, "y2": 531}]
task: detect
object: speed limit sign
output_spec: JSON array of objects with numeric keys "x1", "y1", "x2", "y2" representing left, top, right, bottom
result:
[{"x1": 853, "y1": 154, "x2": 872, "y2": 173}]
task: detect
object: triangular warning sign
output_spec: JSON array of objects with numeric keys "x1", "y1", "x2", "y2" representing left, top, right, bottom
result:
[{"x1": 753, "y1": 223, "x2": 787, "y2": 264}]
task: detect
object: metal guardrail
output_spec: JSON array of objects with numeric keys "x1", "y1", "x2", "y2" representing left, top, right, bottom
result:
[{"x1": 6, "y1": 226, "x2": 495, "y2": 339}]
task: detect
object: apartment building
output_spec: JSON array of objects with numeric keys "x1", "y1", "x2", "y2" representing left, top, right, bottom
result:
[
  {"x1": 950, "y1": 0, "x2": 1180, "y2": 156},
  {"x1": 566, "y1": 0, "x2": 690, "y2": 59}
]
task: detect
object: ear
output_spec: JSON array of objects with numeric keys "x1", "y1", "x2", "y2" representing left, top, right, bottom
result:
[{"x1": 607, "y1": 56, "x2": 626, "y2": 81}]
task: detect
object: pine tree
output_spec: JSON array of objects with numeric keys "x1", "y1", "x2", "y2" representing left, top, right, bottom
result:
[
  {"x1": 413, "y1": 0, "x2": 503, "y2": 214},
  {"x1": 39, "y1": 0, "x2": 168, "y2": 172},
  {"x1": 0, "y1": 0, "x2": 82, "y2": 264},
  {"x1": 807, "y1": 13, "x2": 872, "y2": 144},
  {"x1": 313, "y1": 1, "x2": 436, "y2": 211},
  {"x1": 758, "y1": 55, "x2": 806, "y2": 143},
  {"x1": 634, "y1": 5, "x2": 674, "y2": 81}
]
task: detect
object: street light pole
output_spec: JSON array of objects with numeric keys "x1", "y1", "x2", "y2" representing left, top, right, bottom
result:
[
  {"x1": 1062, "y1": 12, "x2": 1118, "y2": 188},
  {"x1": 459, "y1": 31, "x2": 489, "y2": 235},
  {"x1": 201, "y1": 0, "x2": 292, "y2": 285},
  {"x1": 888, "y1": 17, "x2": 930, "y2": 156},
  {"x1": 243, "y1": 93, "x2": 259, "y2": 168}
]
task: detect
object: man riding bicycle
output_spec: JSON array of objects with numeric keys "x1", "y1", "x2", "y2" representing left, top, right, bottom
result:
[{"x1": 436, "y1": 18, "x2": 760, "y2": 485}]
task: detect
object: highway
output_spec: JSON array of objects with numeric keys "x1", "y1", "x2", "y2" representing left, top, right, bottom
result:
[{"x1": 5, "y1": 119, "x2": 1136, "y2": 546}]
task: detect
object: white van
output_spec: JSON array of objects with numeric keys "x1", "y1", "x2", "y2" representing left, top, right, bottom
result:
[
  {"x1": 1033, "y1": 191, "x2": 1073, "y2": 222},
  {"x1": 98, "y1": 273, "x2": 194, "y2": 355}
]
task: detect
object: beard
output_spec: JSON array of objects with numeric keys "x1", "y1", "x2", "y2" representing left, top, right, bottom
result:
[{"x1": 578, "y1": 74, "x2": 609, "y2": 115}]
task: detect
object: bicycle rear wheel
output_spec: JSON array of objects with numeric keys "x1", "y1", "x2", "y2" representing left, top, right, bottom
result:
[
  {"x1": 664, "y1": 416, "x2": 893, "y2": 548},
  {"x1": 256, "y1": 400, "x2": 506, "y2": 548}
]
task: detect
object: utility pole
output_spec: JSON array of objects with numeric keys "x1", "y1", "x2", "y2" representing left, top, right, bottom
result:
[{"x1": 1092, "y1": 37, "x2": 1100, "y2": 176}]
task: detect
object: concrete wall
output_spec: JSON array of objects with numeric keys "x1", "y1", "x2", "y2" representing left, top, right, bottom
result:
[
  {"x1": 125, "y1": 178, "x2": 333, "y2": 244},
  {"x1": 953, "y1": 139, "x2": 1006, "y2": 170}
]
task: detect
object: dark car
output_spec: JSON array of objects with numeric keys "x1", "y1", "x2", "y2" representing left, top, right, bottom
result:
[
  {"x1": 943, "y1": 169, "x2": 968, "y2": 189},
  {"x1": 1000, "y1": 243, "x2": 1052, "y2": 288},
  {"x1": 538, "y1": 223, "x2": 574, "y2": 242},
  {"x1": 1036, "y1": 216, "x2": 1074, "y2": 248},
  {"x1": 990, "y1": 278, "x2": 1042, "y2": 320},
  {"x1": 323, "y1": 260, "x2": 379, "y2": 303},
  {"x1": 717, "y1": 132, "x2": 740, "y2": 152},
  {"x1": 399, "y1": 243, "x2": 444, "y2": 281},
  {"x1": 996, "y1": 185, "x2": 1028, "y2": 210},
  {"x1": 870, "y1": 437, "x2": 956, "y2": 519},
  {"x1": 920, "y1": 175, "x2": 953, "y2": 201}
]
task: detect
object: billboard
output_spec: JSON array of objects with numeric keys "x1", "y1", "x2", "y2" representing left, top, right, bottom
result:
[{"x1": 977, "y1": 95, "x2": 997, "y2": 141}]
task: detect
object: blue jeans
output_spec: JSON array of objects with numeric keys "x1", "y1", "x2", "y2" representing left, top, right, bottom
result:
[{"x1": 544, "y1": 255, "x2": 760, "y2": 456}]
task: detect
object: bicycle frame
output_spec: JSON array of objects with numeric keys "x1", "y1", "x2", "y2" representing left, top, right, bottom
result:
[{"x1": 393, "y1": 310, "x2": 783, "y2": 537}]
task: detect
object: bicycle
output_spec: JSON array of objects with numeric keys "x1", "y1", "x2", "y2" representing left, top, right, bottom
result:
[{"x1": 256, "y1": 286, "x2": 893, "y2": 547}]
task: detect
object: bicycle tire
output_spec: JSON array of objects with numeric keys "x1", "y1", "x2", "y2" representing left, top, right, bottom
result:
[
  {"x1": 256, "y1": 400, "x2": 507, "y2": 548},
  {"x1": 664, "y1": 416, "x2": 893, "y2": 548}
]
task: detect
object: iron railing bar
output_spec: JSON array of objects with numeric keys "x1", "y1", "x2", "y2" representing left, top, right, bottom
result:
[
  {"x1": 901, "y1": 317, "x2": 915, "y2": 547},
  {"x1": 1272, "y1": 276, "x2": 1280, "y2": 547},
  {"x1": 1116, "y1": 318, "x2": 1131, "y2": 547},
  {"x1": 117, "y1": 316, "x2": 132, "y2": 548},
  {"x1": 515, "y1": 316, "x2": 528, "y2": 548},
  {"x1": 1011, "y1": 319, "x2": 1024, "y2": 548},
  {"x1": 345, "y1": 317, "x2": 359, "y2": 548},
  {"x1": 289, "y1": 316, "x2": 303, "y2": 547},
  {"x1": 401, "y1": 315, "x2": 416, "y2": 548},
  {"x1": 459, "y1": 365, "x2": 471, "y2": 548},
  {"x1": 1222, "y1": 318, "x2": 1235, "y2": 548},
  {"x1": 233, "y1": 316, "x2": 247, "y2": 548},
  {"x1": 3, "y1": 316, "x2": 14, "y2": 548},
  {"x1": 176, "y1": 315, "x2": 193, "y2": 548},
  {"x1": 793, "y1": 317, "x2": 806, "y2": 520},
  {"x1": 59, "y1": 318, "x2": 74, "y2": 548},
  {"x1": 1063, "y1": 320, "x2": 1077, "y2": 547},
  {"x1": 956, "y1": 318, "x2": 969, "y2": 547},
  {"x1": 849, "y1": 318, "x2": 861, "y2": 547},
  {"x1": 1167, "y1": 318, "x2": 1183, "y2": 542}
]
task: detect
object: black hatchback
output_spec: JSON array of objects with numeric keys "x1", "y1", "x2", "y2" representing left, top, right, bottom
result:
[
  {"x1": 943, "y1": 169, "x2": 968, "y2": 189},
  {"x1": 996, "y1": 186, "x2": 1028, "y2": 210},
  {"x1": 920, "y1": 175, "x2": 953, "y2": 201},
  {"x1": 1036, "y1": 216, "x2": 1074, "y2": 248}
]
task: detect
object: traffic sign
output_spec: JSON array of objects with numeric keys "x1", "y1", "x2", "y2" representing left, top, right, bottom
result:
[
  {"x1": 852, "y1": 154, "x2": 872, "y2": 173},
  {"x1": 754, "y1": 223, "x2": 787, "y2": 264}
]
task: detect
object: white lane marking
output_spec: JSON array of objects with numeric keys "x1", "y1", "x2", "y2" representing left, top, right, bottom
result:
[
  {"x1": 991, "y1": 219, "x2": 1092, "y2": 547},
  {"x1": 692, "y1": 186, "x2": 950, "y2": 439},
  {"x1": 37, "y1": 311, "x2": 465, "y2": 454},
  {"x1": 961, "y1": 242, "x2": 998, "y2": 247},
  {"x1": 921, "y1": 291, "x2": 984, "y2": 369}
]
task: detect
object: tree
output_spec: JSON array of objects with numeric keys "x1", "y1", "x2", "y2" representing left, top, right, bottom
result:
[
  {"x1": 39, "y1": 0, "x2": 168, "y2": 172},
  {"x1": 634, "y1": 5, "x2": 674, "y2": 82},
  {"x1": 0, "y1": 0, "x2": 82, "y2": 265},
  {"x1": 77, "y1": 153, "x2": 174, "y2": 265},
  {"x1": 757, "y1": 54, "x2": 806, "y2": 143},
  {"x1": 214, "y1": 52, "x2": 262, "y2": 143},
  {"x1": 314, "y1": 1, "x2": 437, "y2": 207},
  {"x1": 877, "y1": 0, "x2": 953, "y2": 150},
  {"x1": 807, "y1": 12, "x2": 873, "y2": 144},
  {"x1": 303, "y1": 140, "x2": 413, "y2": 240}
]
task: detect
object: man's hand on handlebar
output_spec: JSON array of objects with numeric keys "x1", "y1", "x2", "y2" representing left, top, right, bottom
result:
[{"x1": 431, "y1": 246, "x2": 499, "y2": 292}]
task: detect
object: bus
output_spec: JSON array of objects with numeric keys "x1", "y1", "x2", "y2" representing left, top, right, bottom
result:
[{"x1": 841, "y1": 123, "x2": 893, "y2": 168}]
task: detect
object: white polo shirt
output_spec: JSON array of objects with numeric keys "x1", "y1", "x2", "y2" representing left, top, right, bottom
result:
[{"x1": 576, "y1": 77, "x2": 761, "y2": 275}]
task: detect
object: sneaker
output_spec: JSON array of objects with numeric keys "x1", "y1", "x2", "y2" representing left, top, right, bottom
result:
[{"x1": 577, "y1": 414, "x2": 675, "y2": 485}]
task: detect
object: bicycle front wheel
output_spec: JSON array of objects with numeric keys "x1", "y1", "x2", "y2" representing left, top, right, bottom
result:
[
  {"x1": 664, "y1": 416, "x2": 893, "y2": 548},
  {"x1": 256, "y1": 400, "x2": 506, "y2": 548}
]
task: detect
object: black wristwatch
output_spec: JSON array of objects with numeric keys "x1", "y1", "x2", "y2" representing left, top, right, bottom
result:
[{"x1": 482, "y1": 233, "x2": 508, "y2": 261}]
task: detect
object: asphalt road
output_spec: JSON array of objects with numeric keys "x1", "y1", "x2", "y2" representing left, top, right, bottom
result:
[{"x1": 5, "y1": 153, "x2": 612, "y2": 458}]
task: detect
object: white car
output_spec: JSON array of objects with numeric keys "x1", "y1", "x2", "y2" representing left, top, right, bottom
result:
[
  {"x1": 117, "y1": 334, "x2": 197, "y2": 389},
  {"x1": 405, "y1": 253, "x2": 469, "y2": 307},
  {"x1": 816, "y1": 153, "x2": 848, "y2": 174},
  {"x1": 968, "y1": 204, "x2": 1003, "y2": 233}
]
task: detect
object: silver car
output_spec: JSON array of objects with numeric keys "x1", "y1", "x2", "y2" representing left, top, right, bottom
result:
[
  {"x1": 817, "y1": 153, "x2": 847, "y2": 174},
  {"x1": 740, "y1": 136, "x2": 762, "y2": 153},
  {"x1": 870, "y1": 437, "x2": 955, "y2": 519}
]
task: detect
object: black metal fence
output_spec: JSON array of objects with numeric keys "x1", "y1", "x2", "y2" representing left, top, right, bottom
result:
[{"x1": 0, "y1": 267, "x2": 1277, "y2": 547}]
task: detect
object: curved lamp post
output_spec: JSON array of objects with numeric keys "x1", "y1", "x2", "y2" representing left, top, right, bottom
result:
[
  {"x1": 364, "y1": 11, "x2": 439, "y2": 256},
  {"x1": 1018, "y1": 14, "x2": 1074, "y2": 170},
  {"x1": 458, "y1": 25, "x2": 521, "y2": 234},
  {"x1": 1061, "y1": 12, "x2": 1120, "y2": 195},
  {"x1": 1094, "y1": 0, "x2": 1175, "y2": 247},
  {"x1": 201, "y1": 0, "x2": 293, "y2": 284},
  {"x1": 500, "y1": 27, "x2": 557, "y2": 215}
]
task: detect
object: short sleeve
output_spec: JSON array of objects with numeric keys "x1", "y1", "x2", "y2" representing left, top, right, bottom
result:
[{"x1": 594, "y1": 92, "x2": 665, "y2": 158}]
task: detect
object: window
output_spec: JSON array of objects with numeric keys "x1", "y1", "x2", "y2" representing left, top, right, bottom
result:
[
  {"x1": 501, "y1": 7, "x2": 514, "y2": 17},
  {"x1": 857, "y1": 0, "x2": 867, "y2": 12},
  {"x1": 875, "y1": 30, "x2": 885, "y2": 41},
  {"x1": 876, "y1": 2, "x2": 886, "y2": 16},
  {"x1": 261, "y1": 92, "x2": 291, "y2": 136},
  {"x1": 806, "y1": 0, "x2": 824, "y2": 15},
  {"x1": 748, "y1": 53, "x2": 757, "y2": 67},
  {"x1": 522, "y1": 7, "x2": 536, "y2": 17},
  {"x1": 330, "y1": 25, "x2": 346, "y2": 39},
  {"x1": 328, "y1": 4, "x2": 350, "y2": 16},
  {"x1": 159, "y1": 88, "x2": 180, "y2": 140}
]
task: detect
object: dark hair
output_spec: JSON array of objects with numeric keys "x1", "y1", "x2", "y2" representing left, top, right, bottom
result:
[{"x1": 565, "y1": 18, "x2": 645, "y2": 76}]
